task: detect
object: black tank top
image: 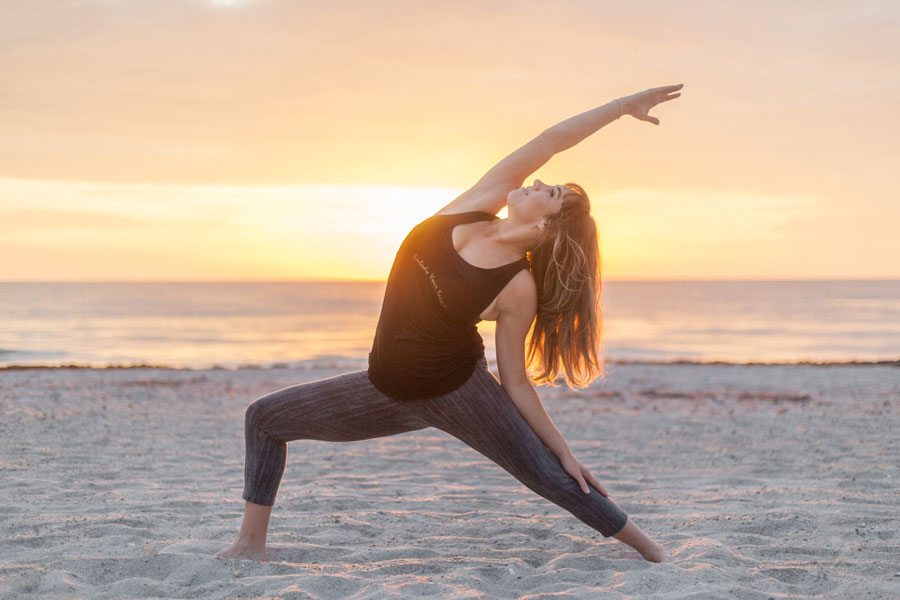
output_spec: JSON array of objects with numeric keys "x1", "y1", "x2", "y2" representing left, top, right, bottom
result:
[{"x1": 367, "y1": 211, "x2": 530, "y2": 401}]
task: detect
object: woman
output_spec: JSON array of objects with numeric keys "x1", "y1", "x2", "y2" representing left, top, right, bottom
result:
[{"x1": 218, "y1": 84, "x2": 683, "y2": 564}]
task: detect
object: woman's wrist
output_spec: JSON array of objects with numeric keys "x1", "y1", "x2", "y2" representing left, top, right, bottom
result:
[
  {"x1": 615, "y1": 96, "x2": 631, "y2": 119},
  {"x1": 554, "y1": 445, "x2": 575, "y2": 462}
]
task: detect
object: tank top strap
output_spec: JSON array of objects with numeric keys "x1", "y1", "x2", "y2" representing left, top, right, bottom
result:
[{"x1": 436, "y1": 211, "x2": 529, "y2": 276}]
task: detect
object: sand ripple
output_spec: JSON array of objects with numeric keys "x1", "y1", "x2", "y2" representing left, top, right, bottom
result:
[{"x1": 1, "y1": 363, "x2": 898, "y2": 598}]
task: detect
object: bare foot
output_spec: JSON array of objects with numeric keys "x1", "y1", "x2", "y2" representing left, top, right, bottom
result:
[
  {"x1": 639, "y1": 542, "x2": 669, "y2": 563},
  {"x1": 612, "y1": 517, "x2": 669, "y2": 563},
  {"x1": 216, "y1": 540, "x2": 268, "y2": 562}
]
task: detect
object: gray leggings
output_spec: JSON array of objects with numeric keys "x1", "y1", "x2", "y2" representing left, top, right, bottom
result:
[{"x1": 242, "y1": 357, "x2": 629, "y2": 538}]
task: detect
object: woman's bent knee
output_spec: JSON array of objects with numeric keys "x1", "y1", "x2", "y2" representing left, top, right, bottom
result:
[{"x1": 245, "y1": 396, "x2": 275, "y2": 437}]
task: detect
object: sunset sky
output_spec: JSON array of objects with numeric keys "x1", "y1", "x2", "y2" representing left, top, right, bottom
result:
[{"x1": 2, "y1": 0, "x2": 898, "y2": 281}]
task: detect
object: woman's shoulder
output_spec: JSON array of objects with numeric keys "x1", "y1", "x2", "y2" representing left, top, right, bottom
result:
[
  {"x1": 429, "y1": 209, "x2": 498, "y2": 220},
  {"x1": 409, "y1": 210, "x2": 497, "y2": 237}
]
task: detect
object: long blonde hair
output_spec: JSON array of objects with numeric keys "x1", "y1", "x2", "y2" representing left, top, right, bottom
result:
[{"x1": 525, "y1": 183, "x2": 606, "y2": 387}]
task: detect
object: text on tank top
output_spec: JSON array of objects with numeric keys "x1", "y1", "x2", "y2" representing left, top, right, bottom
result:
[{"x1": 367, "y1": 211, "x2": 530, "y2": 401}]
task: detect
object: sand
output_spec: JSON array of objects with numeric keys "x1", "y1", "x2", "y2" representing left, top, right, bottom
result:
[{"x1": 1, "y1": 361, "x2": 898, "y2": 599}]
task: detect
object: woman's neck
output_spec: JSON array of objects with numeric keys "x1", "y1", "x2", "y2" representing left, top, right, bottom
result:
[{"x1": 489, "y1": 217, "x2": 542, "y2": 256}]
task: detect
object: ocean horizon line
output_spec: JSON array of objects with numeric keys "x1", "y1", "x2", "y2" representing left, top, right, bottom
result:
[{"x1": 2, "y1": 277, "x2": 899, "y2": 284}]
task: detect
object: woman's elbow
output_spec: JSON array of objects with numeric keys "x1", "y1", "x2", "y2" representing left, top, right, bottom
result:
[{"x1": 499, "y1": 375, "x2": 534, "y2": 395}]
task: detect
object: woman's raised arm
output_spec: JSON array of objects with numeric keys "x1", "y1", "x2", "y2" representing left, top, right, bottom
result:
[
  {"x1": 436, "y1": 129, "x2": 560, "y2": 216},
  {"x1": 544, "y1": 83, "x2": 683, "y2": 152},
  {"x1": 437, "y1": 83, "x2": 683, "y2": 216}
]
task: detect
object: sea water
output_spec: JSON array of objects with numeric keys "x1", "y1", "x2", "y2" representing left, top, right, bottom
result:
[{"x1": 1, "y1": 280, "x2": 898, "y2": 369}]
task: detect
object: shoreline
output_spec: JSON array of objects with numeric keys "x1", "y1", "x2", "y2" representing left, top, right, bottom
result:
[{"x1": 2, "y1": 357, "x2": 898, "y2": 371}]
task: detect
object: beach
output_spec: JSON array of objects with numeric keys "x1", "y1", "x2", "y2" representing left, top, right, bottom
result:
[{"x1": 1, "y1": 361, "x2": 898, "y2": 599}]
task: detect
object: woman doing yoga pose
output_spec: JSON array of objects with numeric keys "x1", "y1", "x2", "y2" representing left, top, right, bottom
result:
[{"x1": 218, "y1": 83, "x2": 684, "y2": 563}]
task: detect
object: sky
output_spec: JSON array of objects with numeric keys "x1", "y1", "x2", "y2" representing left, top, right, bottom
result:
[{"x1": 1, "y1": 0, "x2": 898, "y2": 281}]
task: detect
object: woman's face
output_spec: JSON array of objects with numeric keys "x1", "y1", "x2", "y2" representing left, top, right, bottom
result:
[{"x1": 507, "y1": 179, "x2": 565, "y2": 225}]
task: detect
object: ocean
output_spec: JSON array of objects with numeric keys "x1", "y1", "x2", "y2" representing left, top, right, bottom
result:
[{"x1": 1, "y1": 280, "x2": 898, "y2": 370}]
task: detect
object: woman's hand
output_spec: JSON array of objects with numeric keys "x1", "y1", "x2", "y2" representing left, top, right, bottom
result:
[
  {"x1": 559, "y1": 453, "x2": 609, "y2": 496},
  {"x1": 620, "y1": 83, "x2": 684, "y2": 125}
]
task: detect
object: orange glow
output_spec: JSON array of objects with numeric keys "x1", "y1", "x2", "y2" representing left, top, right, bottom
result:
[{"x1": 1, "y1": 2, "x2": 898, "y2": 281}]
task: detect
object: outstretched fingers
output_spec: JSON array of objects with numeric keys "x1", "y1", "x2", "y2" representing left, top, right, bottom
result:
[
  {"x1": 640, "y1": 83, "x2": 683, "y2": 125},
  {"x1": 656, "y1": 84, "x2": 683, "y2": 103},
  {"x1": 653, "y1": 83, "x2": 683, "y2": 104}
]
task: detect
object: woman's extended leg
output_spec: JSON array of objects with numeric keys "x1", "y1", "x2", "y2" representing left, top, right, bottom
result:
[
  {"x1": 408, "y1": 359, "x2": 666, "y2": 561},
  {"x1": 218, "y1": 369, "x2": 428, "y2": 561}
]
